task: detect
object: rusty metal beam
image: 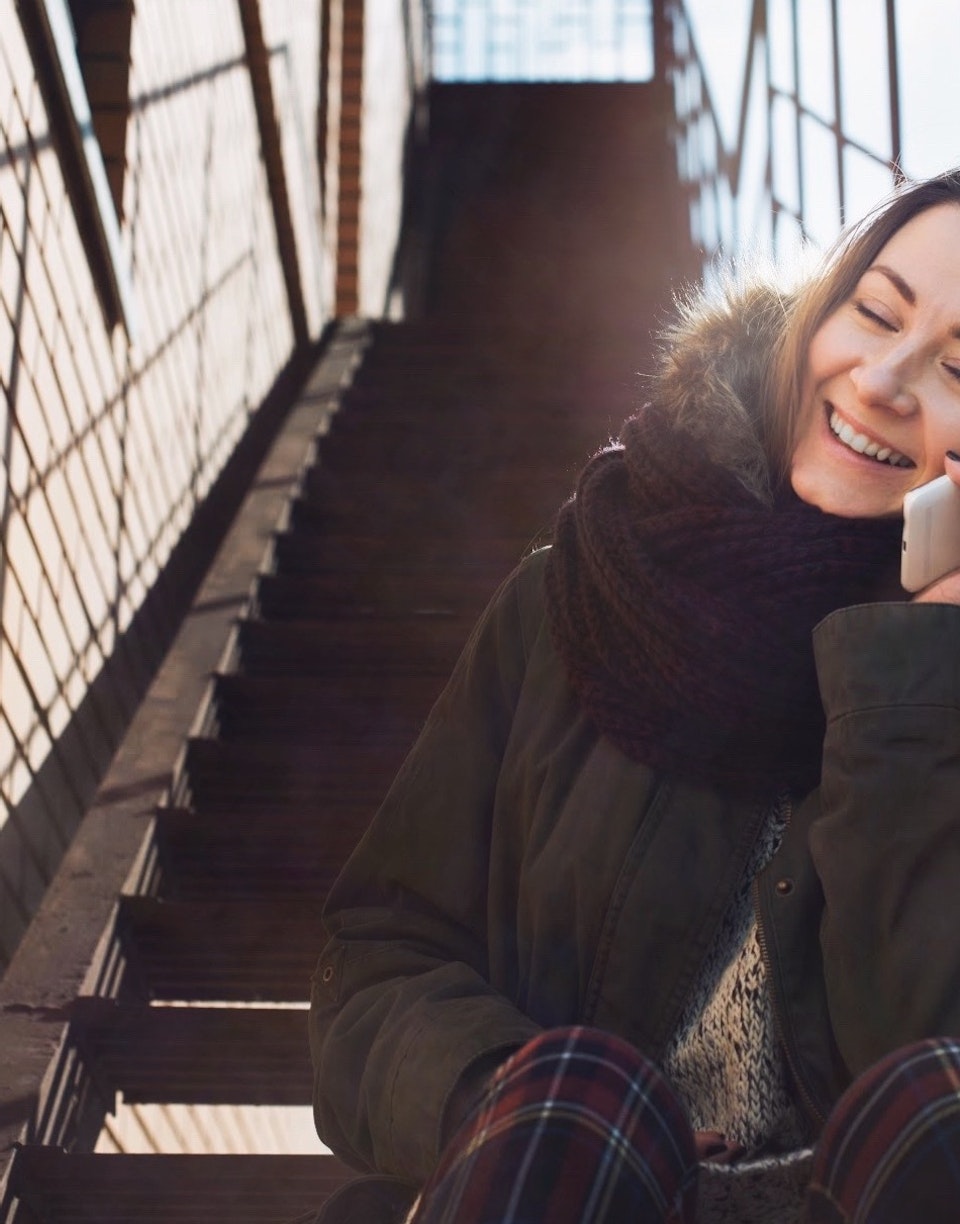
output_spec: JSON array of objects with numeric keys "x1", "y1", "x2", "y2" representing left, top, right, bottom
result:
[{"x1": 237, "y1": 0, "x2": 310, "y2": 346}]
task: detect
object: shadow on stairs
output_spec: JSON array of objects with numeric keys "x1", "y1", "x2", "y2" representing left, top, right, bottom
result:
[
  {"x1": 1, "y1": 77, "x2": 694, "y2": 1222},
  {"x1": 0, "y1": 313, "x2": 654, "y2": 1221}
]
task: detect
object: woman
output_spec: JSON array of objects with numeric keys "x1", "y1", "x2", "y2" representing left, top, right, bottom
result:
[{"x1": 309, "y1": 172, "x2": 960, "y2": 1223}]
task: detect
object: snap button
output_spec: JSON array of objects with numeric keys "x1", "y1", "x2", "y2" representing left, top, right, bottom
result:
[
  {"x1": 321, "y1": 965, "x2": 334, "y2": 984},
  {"x1": 775, "y1": 878, "x2": 794, "y2": 896}
]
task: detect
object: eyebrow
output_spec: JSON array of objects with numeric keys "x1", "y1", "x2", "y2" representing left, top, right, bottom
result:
[
  {"x1": 865, "y1": 263, "x2": 960, "y2": 340},
  {"x1": 869, "y1": 264, "x2": 916, "y2": 304}
]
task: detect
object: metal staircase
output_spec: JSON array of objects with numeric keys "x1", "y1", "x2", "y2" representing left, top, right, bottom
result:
[{"x1": 0, "y1": 81, "x2": 693, "y2": 1221}]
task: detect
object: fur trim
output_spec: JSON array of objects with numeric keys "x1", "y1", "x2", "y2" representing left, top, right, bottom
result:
[{"x1": 651, "y1": 279, "x2": 791, "y2": 503}]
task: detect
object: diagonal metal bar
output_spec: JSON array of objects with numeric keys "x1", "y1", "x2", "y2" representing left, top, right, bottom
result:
[{"x1": 236, "y1": 0, "x2": 309, "y2": 347}]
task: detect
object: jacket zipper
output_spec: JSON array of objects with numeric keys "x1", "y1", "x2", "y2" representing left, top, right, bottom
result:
[{"x1": 752, "y1": 795, "x2": 828, "y2": 1131}]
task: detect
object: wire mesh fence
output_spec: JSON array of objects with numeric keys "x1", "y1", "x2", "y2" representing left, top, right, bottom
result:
[
  {"x1": 0, "y1": 0, "x2": 322, "y2": 967},
  {"x1": 668, "y1": 0, "x2": 960, "y2": 271}
]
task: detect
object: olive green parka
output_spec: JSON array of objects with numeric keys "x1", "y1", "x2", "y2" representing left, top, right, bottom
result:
[
  {"x1": 310, "y1": 544, "x2": 960, "y2": 1183},
  {"x1": 310, "y1": 282, "x2": 960, "y2": 1186}
]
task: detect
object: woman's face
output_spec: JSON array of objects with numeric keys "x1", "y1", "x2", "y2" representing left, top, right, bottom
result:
[{"x1": 790, "y1": 202, "x2": 960, "y2": 517}]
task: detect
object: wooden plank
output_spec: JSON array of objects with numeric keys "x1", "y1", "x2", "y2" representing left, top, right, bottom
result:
[
  {"x1": 9, "y1": 1150, "x2": 354, "y2": 1222},
  {"x1": 69, "y1": 999, "x2": 312, "y2": 1105}
]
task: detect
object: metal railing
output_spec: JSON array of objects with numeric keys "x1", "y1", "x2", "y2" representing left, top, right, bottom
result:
[
  {"x1": 427, "y1": 0, "x2": 960, "y2": 268},
  {"x1": 0, "y1": 3, "x2": 324, "y2": 969},
  {"x1": 667, "y1": 0, "x2": 959, "y2": 271}
]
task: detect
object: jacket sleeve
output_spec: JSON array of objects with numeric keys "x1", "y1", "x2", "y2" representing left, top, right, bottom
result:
[
  {"x1": 808, "y1": 600, "x2": 960, "y2": 1077},
  {"x1": 309, "y1": 553, "x2": 546, "y2": 1183}
]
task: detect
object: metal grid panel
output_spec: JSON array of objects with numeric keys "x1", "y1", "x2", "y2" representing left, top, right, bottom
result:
[
  {"x1": 431, "y1": 0, "x2": 655, "y2": 81},
  {"x1": 0, "y1": 0, "x2": 321, "y2": 965},
  {"x1": 666, "y1": 0, "x2": 952, "y2": 271}
]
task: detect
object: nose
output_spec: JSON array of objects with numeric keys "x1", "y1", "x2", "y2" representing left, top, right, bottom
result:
[{"x1": 850, "y1": 348, "x2": 919, "y2": 416}]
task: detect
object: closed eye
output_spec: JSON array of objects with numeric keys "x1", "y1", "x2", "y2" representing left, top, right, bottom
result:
[{"x1": 854, "y1": 300, "x2": 897, "y2": 330}]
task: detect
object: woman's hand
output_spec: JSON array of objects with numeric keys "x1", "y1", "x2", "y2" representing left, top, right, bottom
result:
[
  {"x1": 694, "y1": 1130, "x2": 745, "y2": 1164},
  {"x1": 911, "y1": 451, "x2": 960, "y2": 605}
]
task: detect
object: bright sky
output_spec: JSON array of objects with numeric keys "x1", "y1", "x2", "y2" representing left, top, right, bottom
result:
[
  {"x1": 431, "y1": 0, "x2": 654, "y2": 79},
  {"x1": 433, "y1": 0, "x2": 960, "y2": 254},
  {"x1": 687, "y1": 0, "x2": 960, "y2": 196}
]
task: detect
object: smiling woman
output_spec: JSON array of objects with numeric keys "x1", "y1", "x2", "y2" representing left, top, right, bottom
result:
[
  {"x1": 309, "y1": 171, "x2": 960, "y2": 1224},
  {"x1": 791, "y1": 204, "x2": 960, "y2": 520}
]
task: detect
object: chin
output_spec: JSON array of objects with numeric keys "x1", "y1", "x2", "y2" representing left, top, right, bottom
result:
[{"x1": 789, "y1": 471, "x2": 903, "y2": 519}]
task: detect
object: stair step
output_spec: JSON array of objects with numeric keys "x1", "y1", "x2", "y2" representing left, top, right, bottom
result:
[
  {"x1": 284, "y1": 492, "x2": 551, "y2": 544},
  {"x1": 255, "y1": 570, "x2": 504, "y2": 619},
  {"x1": 155, "y1": 808, "x2": 361, "y2": 899},
  {"x1": 209, "y1": 673, "x2": 440, "y2": 743},
  {"x1": 234, "y1": 616, "x2": 469, "y2": 676},
  {"x1": 301, "y1": 465, "x2": 569, "y2": 509},
  {"x1": 9, "y1": 1149, "x2": 353, "y2": 1222},
  {"x1": 70, "y1": 998, "x2": 311, "y2": 1105},
  {"x1": 322, "y1": 400, "x2": 582, "y2": 429},
  {"x1": 182, "y1": 738, "x2": 403, "y2": 814},
  {"x1": 270, "y1": 529, "x2": 532, "y2": 573},
  {"x1": 117, "y1": 897, "x2": 325, "y2": 1002}
]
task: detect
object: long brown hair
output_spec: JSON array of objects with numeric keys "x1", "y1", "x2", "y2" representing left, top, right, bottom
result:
[{"x1": 763, "y1": 170, "x2": 960, "y2": 481}]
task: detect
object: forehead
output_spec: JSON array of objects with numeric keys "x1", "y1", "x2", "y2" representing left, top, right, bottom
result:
[{"x1": 871, "y1": 202, "x2": 960, "y2": 287}]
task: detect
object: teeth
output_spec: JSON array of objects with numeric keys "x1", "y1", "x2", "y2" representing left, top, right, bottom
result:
[{"x1": 828, "y1": 411, "x2": 911, "y2": 467}]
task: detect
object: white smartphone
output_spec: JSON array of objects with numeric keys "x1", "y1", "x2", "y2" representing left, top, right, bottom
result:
[{"x1": 901, "y1": 475, "x2": 960, "y2": 592}]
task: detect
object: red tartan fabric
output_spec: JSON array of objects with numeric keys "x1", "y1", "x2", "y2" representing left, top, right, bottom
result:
[
  {"x1": 409, "y1": 1027, "x2": 699, "y2": 1224},
  {"x1": 805, "y1": 1038, "x2": 960, "y2": 1223},
  {"x1": 300, "y1": 1033, "x2": 960, "y2": 1223},
  {"x1": 402, "y1": 1032, "x2": 960, "y2": 1224}
]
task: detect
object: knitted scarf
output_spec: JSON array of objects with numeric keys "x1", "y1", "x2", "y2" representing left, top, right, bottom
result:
[{"x1": 544, "y1": 405, "x2": 903, "y2": 800}]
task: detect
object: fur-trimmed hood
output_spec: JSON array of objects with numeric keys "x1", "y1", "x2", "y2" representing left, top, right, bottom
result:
[{"x1": 650, "y1": 278, "x2": 791, "y2": 503}]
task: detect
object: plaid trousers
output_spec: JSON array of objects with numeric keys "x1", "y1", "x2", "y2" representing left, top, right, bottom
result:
[
  {"x1": 406, "y1": 1029, "x2": 960, "y2": 1224},
  {"x1": 805, "y1": 1036, "x2": 960, "y2": 1223},
  {"x1": 409, "y1": 1026, "x2": 698, "y2": 1223}
]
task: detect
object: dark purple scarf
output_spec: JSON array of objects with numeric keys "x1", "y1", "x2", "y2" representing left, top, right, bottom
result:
[{"x1": 544, "y1": 405, "x2": 903, "y2": 800}]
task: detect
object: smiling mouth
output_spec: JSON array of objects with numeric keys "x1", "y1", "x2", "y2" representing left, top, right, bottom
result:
[{"x1": 827, "y1": 408, "x2": 914, "y2": 468}]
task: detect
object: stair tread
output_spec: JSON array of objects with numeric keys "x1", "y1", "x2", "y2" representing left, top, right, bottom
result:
[
  {"x1": 10, "y1": 1149, "x2": 353, "y2": 1222},
  {"x1": 209, "y1": 672, "x2": 440, "y2": 743},
  {"x1": 155, "y1": 807, "x2": 361, "y2": 899},
  {"x1": 235, "y1": 616, "x2": 470, "y2": 675},
  {"x1": 270, "y1": 530, "x2": 534, "y2": 572},
  {"x1": 70, "y1": 998, "x2": 312, "y2": 1105},
  {"x1": 117, "y1": 896, "x2": 326, "y2": 1002},
  {"x1": 182, "y1": 736, "x2": 406, "y2": 812},
  {"x1": 255, "y1": 571, "x2": 505, "y2": 619}
]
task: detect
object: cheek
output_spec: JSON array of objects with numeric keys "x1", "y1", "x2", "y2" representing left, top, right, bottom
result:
[
  {"x1": 920, "y1": 395, "x2": 960, "y2": 476},
  {"x1": 805, "y1": 314, "x2": 849, "y2": 385}
]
